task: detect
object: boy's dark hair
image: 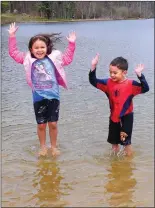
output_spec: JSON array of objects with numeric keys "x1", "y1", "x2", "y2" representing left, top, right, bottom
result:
[
  {"x1": 110, "y1": 57, "x2": 128, "y2": 71},
  {"x1": 28, "y1": 33, "x2": 61, "y2": 58}
]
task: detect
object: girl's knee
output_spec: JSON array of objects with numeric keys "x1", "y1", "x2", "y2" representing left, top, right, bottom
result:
[
  {"x1": 38, "y1": 123, "x2": 46, "y2": 131},
  {"x1": 48, "y1": 122, "x2": 57, "y2": 130}
]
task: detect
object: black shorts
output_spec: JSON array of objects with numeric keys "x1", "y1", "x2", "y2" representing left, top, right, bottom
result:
[
  {"x1": 33, "y1": 99, "x2": 60, "y2": 124},
  {"x1": 107, "y1": 112, "x2": 133, "y2": 146}
]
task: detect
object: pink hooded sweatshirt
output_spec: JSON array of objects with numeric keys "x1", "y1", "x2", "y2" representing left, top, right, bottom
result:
[{"x1": 8, "y1": 36, "x2": 76, "y2": 89}]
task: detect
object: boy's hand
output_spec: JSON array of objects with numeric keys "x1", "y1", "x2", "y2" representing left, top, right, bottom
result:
[
  {"x1": 91, "y1": 53, "x2": 99, "y2": 71},
  {"x1": 8, "y1": 22, "x2": 19, "y2": 37},
  {"x1": 135, "y1": 64, "x2": 144, "y2": 77},
  {"x1": 66, "y1": 31, "x2": 76, "y2": 42}
]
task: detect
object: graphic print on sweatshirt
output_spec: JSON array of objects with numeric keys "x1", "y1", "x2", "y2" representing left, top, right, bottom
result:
[
  {"x1": 31, "y1": 57, "x2": 60, "y2": 101},
  {"x1": 31, "y1": 58, "x2": 54, "y2": 90}
]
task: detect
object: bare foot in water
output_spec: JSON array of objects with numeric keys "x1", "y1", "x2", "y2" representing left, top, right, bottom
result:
[
  {"x1": 51, "y1": 147, "x2": 60, "y2": 157},
  {"x1": 124, "y1": 145, "x2": 133, "y2": 157},
  {"x1": 38, "y1": 146, "x2": 48, "y2": 157}
]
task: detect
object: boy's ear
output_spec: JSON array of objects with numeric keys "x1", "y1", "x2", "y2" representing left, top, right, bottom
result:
[{"x1": 124, "y1": 70, "x2": 127, "y2": 75}]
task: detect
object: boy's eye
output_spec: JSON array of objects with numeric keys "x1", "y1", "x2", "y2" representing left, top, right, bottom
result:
[{"x1": 110, "y1": 71, "x2": 117, "y2": 74}]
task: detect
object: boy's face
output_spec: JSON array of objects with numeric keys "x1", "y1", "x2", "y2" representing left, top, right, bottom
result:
[{"x1": 109, "y1": 65, "x2": 127, "y2": 82}]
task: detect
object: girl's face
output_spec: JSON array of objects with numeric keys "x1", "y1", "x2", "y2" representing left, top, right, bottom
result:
[
  {"x1": 109, "y1": 65, "x2": 127, "y2": 82},
  {"x1": 30, "y1": 39, "x2": 47, "y2": 59}
]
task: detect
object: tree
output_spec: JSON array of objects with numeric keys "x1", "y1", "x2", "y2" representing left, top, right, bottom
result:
[{"x1": 1, "y1": 1, "x2": 10, "y2": 13}]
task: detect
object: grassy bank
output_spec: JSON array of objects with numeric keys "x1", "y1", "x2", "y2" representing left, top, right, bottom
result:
[
  {"x1": 1, "y1": 14, "x2": 74, "y2": 25},
  {"x1": 1, "y1": 13, "x2": 149, "y2": 25}
]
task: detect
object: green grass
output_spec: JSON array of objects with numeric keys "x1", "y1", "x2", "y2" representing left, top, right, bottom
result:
[
  {"x1": 1, "y1": 13, "x2": 74, "y2": 25},
  {"x1": 1, "y1": 13, "x2": 150, "y2": 25}
]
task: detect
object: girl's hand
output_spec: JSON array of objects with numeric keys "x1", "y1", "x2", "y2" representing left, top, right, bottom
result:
[
  {"x1": 135, "y1": 64, "x2": 144, "y2": 77},
  {"x1": 91, "y1": 53, "x2": 99, "y2": 71},
  {"x1": 66, "y1": 31, "x2": 76, "y2": 42},
  {"x1": 8, "y1": 22, "x2": 19, "y2": 37}
]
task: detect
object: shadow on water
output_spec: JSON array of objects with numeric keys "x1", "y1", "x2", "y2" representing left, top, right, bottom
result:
[
  {"x1": 104, "y1": 156, "x2": 137, "y2": 207},
  {"x1": 31, "y1": 159, "x2": 68, "y2": 207}
]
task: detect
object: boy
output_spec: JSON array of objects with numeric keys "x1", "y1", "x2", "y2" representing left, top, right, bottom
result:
[{"x1": 89, "y1": 54, "x2": 149, "y2": 156}]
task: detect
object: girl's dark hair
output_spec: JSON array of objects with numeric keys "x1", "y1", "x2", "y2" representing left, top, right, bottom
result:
[
  {"x1": 28, "y1": 33, "x2": 61, "y2": 58},
  {"x1": 110, "y1": 57, "x2": 128, "y2": 71}
]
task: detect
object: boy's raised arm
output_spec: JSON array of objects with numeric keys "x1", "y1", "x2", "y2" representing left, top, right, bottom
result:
[
  {"x1": 91, "y1": 53, "x2": 99, "y2": 71},
  {"x1": 89, "y1": 54, "x2": 108, "y2": 92},
  {"x1": 132, "y1": 64, "x2": 149, "y2": 96}
]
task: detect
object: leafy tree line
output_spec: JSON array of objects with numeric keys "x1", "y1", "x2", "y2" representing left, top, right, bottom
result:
[{"x1": 1, "y1": 1, "x2": 154, "y2": 20}]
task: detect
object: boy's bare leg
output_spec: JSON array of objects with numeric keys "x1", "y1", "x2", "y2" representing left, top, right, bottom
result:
[
  {"x1": 112, "y1": 144, "x2": 120, "y2": 153},
  {"x1": 124, "y1": 145, "x2": 133, "y2": 156},
  {"x1": 37, "y1": 123, "x2": 48, "y2": 156},
  {"x1": 48, "y1": 122, "x2": 60, "y2": 156}
]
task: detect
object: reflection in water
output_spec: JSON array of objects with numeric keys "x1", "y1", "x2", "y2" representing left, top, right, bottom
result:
[
  {"x1": 104, "y1": 157, "x2": 137, "y2": 207},
  {"x1": 32, "y1": 160, "x2": 64, "y2": 207}
]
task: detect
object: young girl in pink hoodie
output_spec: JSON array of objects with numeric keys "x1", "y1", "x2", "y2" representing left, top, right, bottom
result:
[{"x1": 8, "y1": 22, "x2": 76, "y2": 157}]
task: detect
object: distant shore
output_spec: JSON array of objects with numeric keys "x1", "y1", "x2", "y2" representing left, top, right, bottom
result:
[{"x1": 1, "y1": 13, "x2": 151, "y2": 25}]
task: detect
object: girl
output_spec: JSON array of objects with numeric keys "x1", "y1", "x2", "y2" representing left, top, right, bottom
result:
[{"x1": 8, "y1": 22, "x2": 76, "y2": 157}]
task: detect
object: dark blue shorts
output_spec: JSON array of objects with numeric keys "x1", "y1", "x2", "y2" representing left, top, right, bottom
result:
[
  {"x1": 33, "y1": 99, "x2": 60, "y2": 124},
  {"x1": 107, "y1": 112, "x2": 133, "y2": 146}
]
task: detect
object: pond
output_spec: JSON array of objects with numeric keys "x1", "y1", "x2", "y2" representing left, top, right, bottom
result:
[{"x1": 2, "y1": 19, "x2": 154, "y2": 207}]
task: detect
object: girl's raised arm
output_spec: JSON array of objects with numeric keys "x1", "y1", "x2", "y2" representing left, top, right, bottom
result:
[
  {"x1": 8, "y1": 22, "x2": 26, "y2": 64},
  {"x1": 62, "y1": 31, "x2": 76, "y2": 66}
]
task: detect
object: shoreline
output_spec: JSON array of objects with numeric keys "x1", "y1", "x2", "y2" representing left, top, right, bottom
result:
[{"x1": 1, "y1": 15, "x2": 152, "y2": 25}]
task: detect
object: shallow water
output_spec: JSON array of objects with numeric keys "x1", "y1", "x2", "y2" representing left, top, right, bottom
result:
[{"x1": 2, "y1": 19, "x2": 154, "y2": 207}]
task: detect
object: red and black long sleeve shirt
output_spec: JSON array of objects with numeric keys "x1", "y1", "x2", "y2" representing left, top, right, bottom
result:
[{"x1": 89, "y1": 69, "x2": 149, "y2": 122}]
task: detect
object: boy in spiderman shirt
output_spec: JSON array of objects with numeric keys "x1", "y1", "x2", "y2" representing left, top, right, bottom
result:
[{"x1": 89, "y1": 54, "x2": 149, "y2": 156}]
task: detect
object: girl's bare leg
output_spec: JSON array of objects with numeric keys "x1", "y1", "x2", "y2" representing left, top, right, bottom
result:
[
  {"x1": 37, "y1": 123, "x2": 47, "y2": 156},
  {"x1": 48, "y1": 122, "x2": 60, "y2": 156}
]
